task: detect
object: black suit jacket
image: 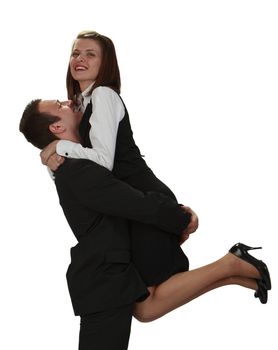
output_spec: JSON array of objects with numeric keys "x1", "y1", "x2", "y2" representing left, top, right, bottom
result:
[{"x1": 55, "y1": 159, "x2": 188, "y2": 315}]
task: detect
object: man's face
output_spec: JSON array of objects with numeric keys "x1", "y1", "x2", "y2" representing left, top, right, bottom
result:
[{"x1": 39, "y1": 100, "x2": 83, "y2": 132}]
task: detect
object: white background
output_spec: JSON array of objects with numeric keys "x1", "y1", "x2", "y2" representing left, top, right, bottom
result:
[{"x1": 1, "y1": 0, "x2": 277, "y2": 349}]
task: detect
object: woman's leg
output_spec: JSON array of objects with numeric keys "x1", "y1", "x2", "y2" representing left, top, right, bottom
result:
[{"x1": 133, "y1": 252, "x2": 260, "y2": 322}]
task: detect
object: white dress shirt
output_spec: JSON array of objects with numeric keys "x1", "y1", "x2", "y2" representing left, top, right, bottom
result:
[{"x1": 56, "y1": 85, "x2": 125, "y2": 171}]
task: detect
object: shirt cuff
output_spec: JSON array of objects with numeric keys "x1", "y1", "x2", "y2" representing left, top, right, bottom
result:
[
  {"x1": 56, "y1": 140, "x2": 78, "y2": 157},
  {"x1": 47, "y1": 167, "x2": 55, "y2": 180}
]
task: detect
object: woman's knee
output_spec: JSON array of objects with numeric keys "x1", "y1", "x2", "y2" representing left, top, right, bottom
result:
[{"x1": 133, "y1": 309, "x2": 155, "y2": 323}]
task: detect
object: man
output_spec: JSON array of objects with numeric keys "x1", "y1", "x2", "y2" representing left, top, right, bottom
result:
[{"x1": 19, "y1": 99, "x2": 192, "y2": 350}]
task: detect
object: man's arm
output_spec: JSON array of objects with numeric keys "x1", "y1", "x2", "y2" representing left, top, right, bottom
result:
[{"x1": 55, "y1": 159, "x2": 190, "y2": 236}]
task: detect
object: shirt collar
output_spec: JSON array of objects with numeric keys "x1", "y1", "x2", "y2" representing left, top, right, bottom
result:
[
  {"x1": 78, "y1": 83, "x2": 94, "y2": 110},
  {"x1": 81, "y1": 82, "x2": 95, "y2": 99}
]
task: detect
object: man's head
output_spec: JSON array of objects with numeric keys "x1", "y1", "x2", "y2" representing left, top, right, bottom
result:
[{"x1": 20, "y1": 99, "x2": 82, "y2": 149}]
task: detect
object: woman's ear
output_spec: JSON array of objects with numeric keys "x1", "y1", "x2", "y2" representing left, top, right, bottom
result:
[{"x1": 49, "y1": 122, "x2": 66, "y2": 135}]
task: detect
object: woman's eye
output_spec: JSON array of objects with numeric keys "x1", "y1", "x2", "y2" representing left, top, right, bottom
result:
[
  {"x1": 71, "y1": 52, "x2": 79, "y2": 58},
  {"x1": 71, "y1": 51, "x2": 96, "y2": 58}
]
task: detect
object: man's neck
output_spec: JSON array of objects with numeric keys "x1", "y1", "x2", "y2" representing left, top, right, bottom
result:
[{"x1": 60, "y1": 130, "x2": 81, "y2": 143}]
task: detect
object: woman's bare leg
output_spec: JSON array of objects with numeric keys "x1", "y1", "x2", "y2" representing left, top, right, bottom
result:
[
  {"x1": 134, "y1": 276, "x2": 257, "y2": 322},
  {"x1": 133, "y1": 252, "x2": 260, "y2": 322}
]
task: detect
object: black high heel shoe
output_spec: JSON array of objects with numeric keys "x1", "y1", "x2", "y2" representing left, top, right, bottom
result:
[
  {"x1": 255, "y1": 279, "x2": 268, "y2": 304},
  {"x1": 229, "y1": 243, "x2": 271, "y2": 290}
]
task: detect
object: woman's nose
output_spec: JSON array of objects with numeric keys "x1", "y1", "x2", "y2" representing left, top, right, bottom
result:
[{"x1": 76, "y1": 54, "x2": 85, "y2": 61}]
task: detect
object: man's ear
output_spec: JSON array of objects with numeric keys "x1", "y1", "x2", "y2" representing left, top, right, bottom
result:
[{"x1": 49, "y1": 122, "x2": 66, "y2": 135}]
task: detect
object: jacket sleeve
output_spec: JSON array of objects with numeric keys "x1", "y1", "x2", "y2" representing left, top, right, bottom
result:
[{"x1": 56, "y1": 159, "x2": 190, "y2": 235}]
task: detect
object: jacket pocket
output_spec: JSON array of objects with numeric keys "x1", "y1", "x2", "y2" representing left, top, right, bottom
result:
[{"x1": 103, "y1": 250, "x2": 131, "y2": 275}]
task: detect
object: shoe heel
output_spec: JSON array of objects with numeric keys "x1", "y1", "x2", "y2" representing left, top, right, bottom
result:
[
  {"x1": 237, "y1": 243, "x2": 262, "y2": 251},
  {"x1": 229, "y1": 243, "x2": 261, "y2": 255}
]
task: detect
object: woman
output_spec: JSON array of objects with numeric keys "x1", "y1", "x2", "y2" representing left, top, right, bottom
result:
[
  {"x1": 41, "y1": 31, "x2": 199, "y2": 308},
  {"x1": 40, "y1": 30, "x2": 271, "y2": 343}
]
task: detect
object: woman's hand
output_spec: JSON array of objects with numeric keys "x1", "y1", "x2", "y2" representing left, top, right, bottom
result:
[
  {"x1": 40, "y1": 140, "x2": 59, "y2": 164},
  {"x1": 44, "y1": 153, "x2": 65, "y2": 171},
  {"x1": 40, "y1": 141, "x2": 64, "y2": 171}
]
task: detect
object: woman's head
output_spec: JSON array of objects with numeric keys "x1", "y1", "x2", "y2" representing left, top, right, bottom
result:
[{"x1": 66, "y1": 31, "x2": 121, "y2": 101}]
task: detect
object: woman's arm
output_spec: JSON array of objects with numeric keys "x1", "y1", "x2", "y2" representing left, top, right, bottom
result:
[{"x1": 53, "y1": 87, "x2": 124, "y2": 170}]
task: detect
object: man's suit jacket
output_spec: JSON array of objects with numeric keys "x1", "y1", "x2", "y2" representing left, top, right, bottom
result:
[{"x1": 55, "y1": 158, "x2": 188, "y2": 316}]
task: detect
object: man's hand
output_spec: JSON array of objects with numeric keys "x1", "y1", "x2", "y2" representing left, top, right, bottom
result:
[
  {"x1": 40, "y1": 140, "x2": 64, "y2": 171},
  {"x1": 179, "y1": 206, "x2": 199, "y2": 245}
]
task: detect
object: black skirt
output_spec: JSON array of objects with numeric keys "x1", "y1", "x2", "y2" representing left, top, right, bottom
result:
[
  {"x1": 125, "y1": 168, "x2": 190, "y2": 287},
  {"x1": 131, "y1": 222, "x2": 189, "y2": 286}
]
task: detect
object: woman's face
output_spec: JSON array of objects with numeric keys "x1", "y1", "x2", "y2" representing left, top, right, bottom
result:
[{"x1": 70, "y1": 38, "x2": 102, "y2": 92}]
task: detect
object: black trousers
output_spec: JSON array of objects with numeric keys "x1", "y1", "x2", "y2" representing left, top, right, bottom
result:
[{"x1": 78, "y1": 304, "x2": 134, "y2": 350}]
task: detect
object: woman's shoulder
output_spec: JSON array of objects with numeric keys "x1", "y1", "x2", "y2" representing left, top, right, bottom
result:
[
  {"x1": 92, "y1": 86, "x2": 120, "y2": 98},
  {"x1": 92, "y1": 86, "x2": 124, "y2": 107}
]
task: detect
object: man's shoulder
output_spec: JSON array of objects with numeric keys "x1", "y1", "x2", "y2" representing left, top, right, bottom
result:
[
  {"x1": 55, "y1": 158, "x2": 110, "y2": 182},
  {"x1": 54, "y1": 159, "x2": 91, "y2": 180},
  {"x1": 57, "y1": 158, "x2": 90, "y2": 170}
]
